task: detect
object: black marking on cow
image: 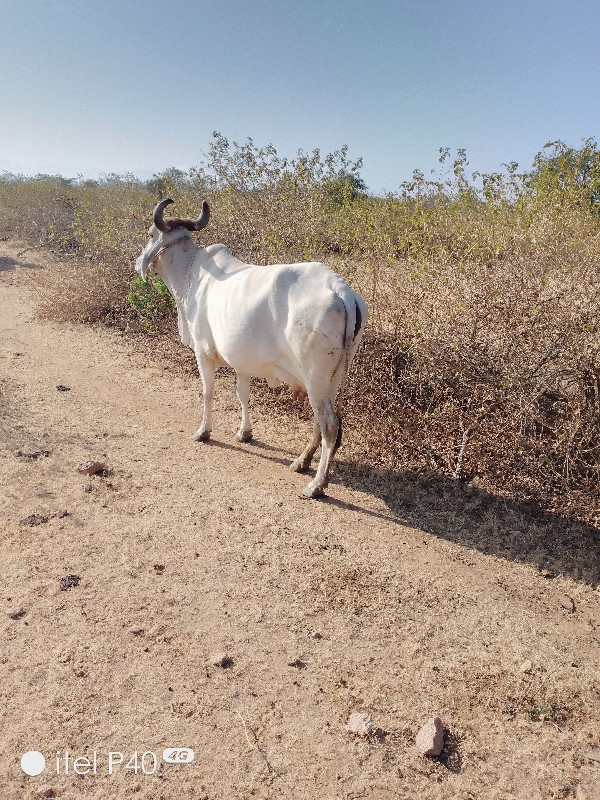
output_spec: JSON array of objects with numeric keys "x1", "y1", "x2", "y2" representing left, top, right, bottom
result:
[{"x1": 354, "y1": 301, "x2": 363, "y2": 339}]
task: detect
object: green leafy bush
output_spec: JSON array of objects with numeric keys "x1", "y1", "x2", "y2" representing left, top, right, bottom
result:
[{"x1": 127, "y1": 275, "x2": 175, "y2": 331}]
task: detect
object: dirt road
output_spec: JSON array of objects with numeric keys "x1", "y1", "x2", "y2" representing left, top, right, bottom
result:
[{"x1": 1, "y1": 240, "x2": 599, "y2": 799}]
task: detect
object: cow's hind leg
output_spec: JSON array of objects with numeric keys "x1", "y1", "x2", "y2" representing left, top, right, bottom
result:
[
  {"x1": 301, "y1": 393, "x2": 339, "y2": 499},
  {"x1": 290, "y1": 420, "x2": 321, "y2": 473},
  {"x1": 193, "y1": 352, "x2": 215, "y2": 441},
  {"x1": 235, "y1": 373, "x2": 253, "y2": 442}
]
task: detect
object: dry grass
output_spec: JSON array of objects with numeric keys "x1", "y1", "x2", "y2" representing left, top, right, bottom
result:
[{"x1": 1, "y1": 136, "x2": 599, "y2": 523}]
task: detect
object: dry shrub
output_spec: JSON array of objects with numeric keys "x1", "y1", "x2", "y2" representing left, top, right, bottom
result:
[
  {"x1": 1, "y1": 137, "x2": 598, "y2": 521},
  {"x1": 343, "y1": 228, "x2": 600, "y2": 519},
  {"x1": 0, "y1": 174, "x2": 150, "y2": 325}
]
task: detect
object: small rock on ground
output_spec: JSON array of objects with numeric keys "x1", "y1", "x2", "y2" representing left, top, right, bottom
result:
[
  {"x1": 558, "y1": 593, "x2": 575, "y2": 612},
  {"x1": 211, "y1": 652, "x2": 234, "y2": 668},
  {"x1": 416, "y1": 716, "x2": 444, "y2": 756},
  {"x1": 8, "y1": 608, "x2": 26, "y2": 620},
  {"x1": 77, "y1": 460, "x2": 106, "y2": 475},
  {"x1": 60, "y1": 574, "x2": 80, "y2": 591},
  {"x1": 345, "y1": 712, "x2": 372, "y2": 736}
]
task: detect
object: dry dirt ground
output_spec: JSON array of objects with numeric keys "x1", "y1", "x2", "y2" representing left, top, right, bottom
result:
[{"x1": 1, "y1": 238, "x2": 599, "y2": 800}]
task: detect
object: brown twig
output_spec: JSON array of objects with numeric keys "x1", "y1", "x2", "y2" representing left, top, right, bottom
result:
[
  {"x1": 452, "y1": 422, "x2": 473, "y2": 480},
  {"x1": 235, "y1": 711, "x2": 280, "y2": 776},
  {"x1": 17, "y1": 244, "x2": 43, "y2": 258}
]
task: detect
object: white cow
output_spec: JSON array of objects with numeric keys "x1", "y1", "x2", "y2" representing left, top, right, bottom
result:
[{"x1": 135, "y1": 198, "x2": 367, "y2": 498}]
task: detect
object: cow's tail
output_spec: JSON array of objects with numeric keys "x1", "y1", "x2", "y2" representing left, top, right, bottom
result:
[{"x1": 331, "y1": 285, "x2": 367, "y2": 447}]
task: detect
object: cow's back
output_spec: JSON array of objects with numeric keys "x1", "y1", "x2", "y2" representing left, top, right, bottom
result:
[{"x1": 198, "y1": 255, "x2": 350, "y2": 381}]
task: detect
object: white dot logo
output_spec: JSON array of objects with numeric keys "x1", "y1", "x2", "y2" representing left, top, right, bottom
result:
[{"x1": 20, "y1": 751, "x2": 45, "y2": 776}]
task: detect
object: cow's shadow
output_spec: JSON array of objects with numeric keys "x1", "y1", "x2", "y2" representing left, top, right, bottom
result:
[
  {"x1": 211, "y1": 435, "x2": 600, "y2": 588},
  {"x1": 205, "y1": 436, "x2": 291, "y2": 467},
  {"x1": 331, "y1": 461, "x2": 600, "y2": 588}
]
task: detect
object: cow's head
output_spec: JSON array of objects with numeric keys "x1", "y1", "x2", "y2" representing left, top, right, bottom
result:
[{"x1": 135, "y1": 198, "x2": 210, "y2": 281}]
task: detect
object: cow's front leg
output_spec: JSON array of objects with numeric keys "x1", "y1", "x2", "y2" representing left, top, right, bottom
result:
[
  {"x1": 193, "y1": 352, "x2": 215, "y2": 441},
  {"x1": 235, "y1": 373, "x2": 252, "y2": 442}
]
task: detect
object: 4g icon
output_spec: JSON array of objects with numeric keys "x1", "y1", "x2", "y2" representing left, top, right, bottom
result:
[{"x1": 162, "y1": 748, "x2": 195, "y2": 765}]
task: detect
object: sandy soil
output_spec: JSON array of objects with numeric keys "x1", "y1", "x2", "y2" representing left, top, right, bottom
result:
[{"x1": 1, "y1": 239, "x2": 599, "y2": 800}]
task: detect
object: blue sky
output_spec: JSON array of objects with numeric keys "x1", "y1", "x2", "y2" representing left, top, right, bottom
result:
[{"x1": 1, "y1": 0, "x2": 598, "y2": 193}]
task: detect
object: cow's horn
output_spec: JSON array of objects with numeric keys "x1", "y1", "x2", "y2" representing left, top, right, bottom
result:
[
  {"x1": 153, "y1": 198, "x2": 174, "y2": 232},
  {"x1": 190, "y1": 199, "x2": 210, "y2": 231}
]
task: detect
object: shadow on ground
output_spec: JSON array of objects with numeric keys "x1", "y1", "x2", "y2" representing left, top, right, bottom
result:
[
  {"x1": 333, "y1": 460, "x2": 600, "y2": 587},
  {"x1": 0, "y1": 255, "x2": 42, "y2": 272},
  {"x1": 209, "y1": 435, "x2": 600, "y2": 587}
]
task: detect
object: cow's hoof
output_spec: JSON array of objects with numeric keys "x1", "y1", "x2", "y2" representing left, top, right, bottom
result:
[
  {"x1": 300, "y1": 482, "x2": 325, "y2": 499},
  {"x1": 235, "y1": 429, "x2": 252, "y2": 443},
  {"x1": 290, "y1": 457, "x2": 309, "y2": 473},
  {"x1": 193, "y1": 429, "x2": 211, "y2": 442}
]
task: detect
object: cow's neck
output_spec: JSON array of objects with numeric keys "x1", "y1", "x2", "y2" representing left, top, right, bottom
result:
[{"x1": 159, "y1": 243, "x2": 198, "y2": 311}]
